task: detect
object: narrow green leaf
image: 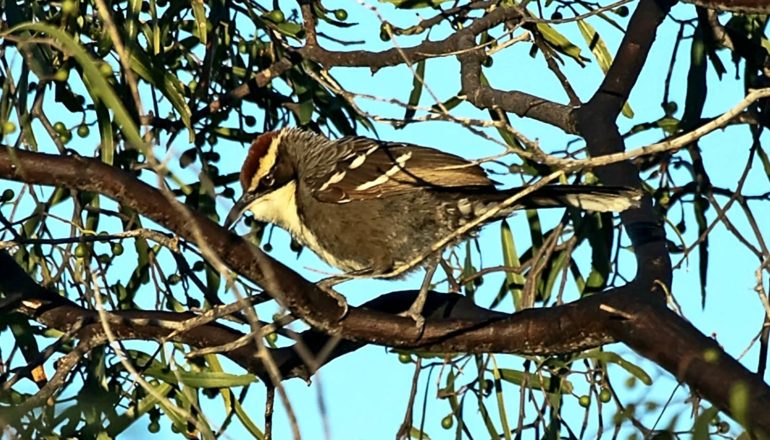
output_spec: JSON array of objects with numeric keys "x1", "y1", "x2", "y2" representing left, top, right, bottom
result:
[
  {"x1": 128, "y1": 49, "x2": 193, "y2": 139},
  {"x1": 95, "y1": 101, "x2": 115, "y2": 165},
  {"x1": 274, "y1": 22, "x2": 304, "y2": 38},
  {"x1": 3, "y1": 23, "x2": 146, "y2": 154},
  {"x1": 143, "y1": 364, "x2": 256, "y2": 388},
  {"x1": 576, "y1": 20, "x2": 611, "y2": 71},
  {"x1": 576, "y1": 350, "x2": 652, "y2": 385},
  {"x1": 106, "y1": 382, "x2": 173, "y2": 436},
  {"x1": 298, "y1": 100, "x2": 314, "y2": 125},
  {"x1": 536, "y1": 23, "x2": 587, "y2": 65},
  {"x1": 191, "y1": 0, "x2": 208, "y2": 44},
  {"x1": 576, "y1": 19, "x2": 634, "y2": 118},
  {"x1": 491, "y1": 357, "x2": 512, "y2": 440},
  {"x1": 126, "y1": 0, "x2": 142, "y2": 41},
  {"x1": 756, "y1": 145, "x2": 770, "y2": 183},
  {"x1": 3, "y1": 0, "x2": 54, "y2": 79},
  {"x1": 501, "y1": 220, "x2": 524, "y2": 310},
  {"x1": 693, "y1": 407, "x2": 719, "y2": 440},
  {"x1": 430, "y1": 95, "x2": 462, "y2": 114},
  {"x1": 498, "y1": 369, "x2": 573, "y2": 394},
  {"x1": 462, "y1": 242, "x2": 476, "y2": 297},
  {"x1": 694, "y1": 196, "x2": 709, "y2": 307},
  {"x1": 402, "y1": 60, "x2": 426, "y2": 125},
  {"x1": 681, "y1": 24, "x2": 707, "y2": 130},
  {"x1": 540, "y1": 249, "x2": 569, "y2": 303}
]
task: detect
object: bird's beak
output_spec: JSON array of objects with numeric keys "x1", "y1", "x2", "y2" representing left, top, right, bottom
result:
[{"x1": 224, "y1": 192, "x2": 258, "y2": 230}]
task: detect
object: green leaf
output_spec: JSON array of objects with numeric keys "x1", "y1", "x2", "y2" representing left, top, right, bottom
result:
[
  {"x1": 576, "y1": 20, "x2": 611, "y2": 71},
  {"x1": 430, "y1": 95, "x2": 462, "y2": 114},
  {"x1": 576, "y1": 350, "x2": 652, "y2": 385},
  {"x1": 501, "y1": 220, "x2": 525, "y2": 310},
  {"x1": 498, "y1": 369, "x2": 573, "y2": 394},
  {"x1": 576, "y1": 19, "x2": 634, "y2": 118},
  {"x1": 693, "y1": 407, "x2": 719, "y2": 440},
  {"x1": 191, "y1": 0, "x2": 208, "y2": 44},
  {"x1": 128, "y1": 48, "x2": 193, "y2": 140},
  {"x1": 298, "y1": 99, "x2": 314, "y2": 125},
  {"x1": 232, "y1": 396, "x2": 266, "y2": 439},
  {"x1": 540, "y1": 249, "x2": 570, "y2": 303},
  {"x1": 681, "y1": 24, "x2": 707, "y2": 131},
  {"x1": 274, "y1": 22, "x2": 304, "y2": 38},
  {"x1": 3, "y1": 23, "x2": 146, "y2": 154},
  {"x1": 476, "y1": 395, "x2": 499, "y2": 439},
  {"x1": 462, "y1": 241, "x2": 477, "y2": 297},
  {"x1": 95, "y1": 101, "x2": 115, "y2": 165},
  {"x1": 144, "y1": 366, "x2": 256, "y2": 388},
  {"x1": 106, "y1": 383, "x2": 174, "y2": 436},
  {"x1": 490, "y1": 358, "x2": 512, "y2": 440},
  {"x1": 694, "y1": 196, "x2": 709, "y2": 307},
  {"x1": 756, "y1": 144, "x2": 770, "y2": 183},
  {"x1": 3, "y1": 0, "x2": 54, "y2": 79},
  {"x1": 402, "y1": 60, "x2": 426, "y2": 125},
  {"x1": 536, "y1": 23, "x2": 588, "y2": 66},
  {"x1": 584, "y1": 213, "x2": 612, "y2": 295}
]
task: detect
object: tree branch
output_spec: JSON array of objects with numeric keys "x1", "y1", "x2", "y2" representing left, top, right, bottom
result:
[{"x1": 1, "y1": 147, "x2": 769, "y2": 434}]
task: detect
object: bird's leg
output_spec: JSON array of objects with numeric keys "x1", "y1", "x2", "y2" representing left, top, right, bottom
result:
[
  {"x1": 400, "y1": 258, "x2": 440, "y2": 332},
  {"x1": 317, "y1": 278, "x2": 354, "y2": 321},
  {"x1": 318, "y1": 267, "x2": 381, "y2": 321},
  {"x1": 440, "y1": 259, "x2": 461, "y2": 293}
]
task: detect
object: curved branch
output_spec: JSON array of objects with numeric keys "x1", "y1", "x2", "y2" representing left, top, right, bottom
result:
[{"x1": 1, "y1": 147, "x2": 770, "y2": 434}]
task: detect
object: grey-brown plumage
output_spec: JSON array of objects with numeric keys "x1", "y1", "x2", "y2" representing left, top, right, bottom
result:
[{"x1": 226, "y1": 128, "x2": 641, "y2": 275}]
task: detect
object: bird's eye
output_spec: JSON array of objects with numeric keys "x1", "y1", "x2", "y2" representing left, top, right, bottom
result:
[{"x1": 261, "y1": 174, "x2": 275, "y2": 187}]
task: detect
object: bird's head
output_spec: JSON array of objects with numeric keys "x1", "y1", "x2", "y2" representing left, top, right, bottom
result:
[{"x1": 224, "y1": 129, "x2": 297, "y2": 229}]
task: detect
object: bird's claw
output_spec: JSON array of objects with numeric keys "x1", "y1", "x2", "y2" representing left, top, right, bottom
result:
[
  {"x1": 318, "y1": 281, "x2": 349, "y2": 321},
  {"x1": 399, "y1": 306, "x2": 426, "y2": 337}
]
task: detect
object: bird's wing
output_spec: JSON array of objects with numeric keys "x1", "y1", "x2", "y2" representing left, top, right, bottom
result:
[{"x1": 311, "y1": 137, "x2": 495, "y2": 203}]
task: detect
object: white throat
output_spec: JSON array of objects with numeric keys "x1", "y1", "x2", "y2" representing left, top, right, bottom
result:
[{"x1": 245, "y1": 181, "x2": 362, "y2": 271}]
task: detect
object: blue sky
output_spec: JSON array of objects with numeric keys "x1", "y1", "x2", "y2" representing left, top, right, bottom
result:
[{"x1": 2, "y1": 1, "x2": 769, "y2": 439}]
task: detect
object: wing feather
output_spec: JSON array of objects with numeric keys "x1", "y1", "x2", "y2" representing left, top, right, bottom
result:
[{"x1": 312, "y1": 137, "x2": 494, "y2": 203}]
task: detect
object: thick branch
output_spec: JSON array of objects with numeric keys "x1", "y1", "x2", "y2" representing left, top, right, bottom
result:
[
  {"x1": 576, "y1": 0, "x2": 675, "y2": 286},
  {"x1": 1, "y1": 147, "x2": 770, "y2": 434}
]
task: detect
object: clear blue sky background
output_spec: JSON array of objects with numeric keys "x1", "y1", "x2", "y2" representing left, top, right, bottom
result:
[{"x1": 2, "y1": 1, "x2": 768, "y2": 439}]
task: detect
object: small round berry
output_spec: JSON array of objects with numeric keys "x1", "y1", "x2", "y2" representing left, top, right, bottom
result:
[
  {"x1": 334, "y1": 9, "x2": 348, "y2": 21},
  {"x1": 77, "y1": 124, "x2": 90, "y2": 138}
]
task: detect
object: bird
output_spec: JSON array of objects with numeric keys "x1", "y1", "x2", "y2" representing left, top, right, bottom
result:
[{"x1": 224, "y1": 128, "x2": 641, "y2": 324}]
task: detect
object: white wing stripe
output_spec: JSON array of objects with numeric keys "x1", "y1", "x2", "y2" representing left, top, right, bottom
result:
[
  {"x1": 355, "y1": 152, "x2": 412, "y2": 191},
  {"x1": 318, "y1": 170, "x2": 347, "y2": 191}
]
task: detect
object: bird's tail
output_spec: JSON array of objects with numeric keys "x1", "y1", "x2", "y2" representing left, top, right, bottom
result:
[{"x1": 501, "y1": 185, "x2": 642, "y2": 213}]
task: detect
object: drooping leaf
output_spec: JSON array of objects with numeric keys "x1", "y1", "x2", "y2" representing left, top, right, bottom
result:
[
  {"x1": 536, "y1": 22, "x2": 589, "y2": 66},
  {"x1": 3, "y1": 23, "x2": 146, "y2": 154},
  {"x1": 577, "y1": 19, "x2": 634, "y2": 118},
  {"x1": 501, "y1": 220, "x2": 525, "y2": 310},
  {"x1": 576, "y1": 350, "x2": 652, "y2": 385},
  {"x1": 402, "y1": 59, "x2": 426, "y2": 126}
]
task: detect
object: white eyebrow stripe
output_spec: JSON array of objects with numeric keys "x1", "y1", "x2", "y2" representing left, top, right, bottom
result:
[
  {"x1": 355, "y1": 151, "x2": 412, "y2": 191},
  {"x1": 318, "y1": 170, "x2": 347, "y2": 191}
]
